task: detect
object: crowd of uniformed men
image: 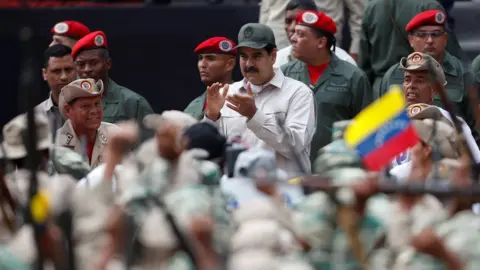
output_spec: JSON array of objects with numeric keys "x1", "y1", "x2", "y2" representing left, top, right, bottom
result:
[{"x1": 2, "y1": 0, "x2": 480, "y2": 269}]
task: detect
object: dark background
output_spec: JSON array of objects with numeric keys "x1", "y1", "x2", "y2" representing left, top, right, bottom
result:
[{"x1": 0, "y1": 1, "x2": 478, "y2": 128}]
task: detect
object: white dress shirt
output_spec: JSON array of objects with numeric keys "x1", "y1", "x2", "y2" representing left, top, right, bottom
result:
[
  {"x1": 274, "y1": 45, "x2": 357, "y2": 69},
  {"x1": 35, "y1": 94, "x2": 64, "y2": 136}
]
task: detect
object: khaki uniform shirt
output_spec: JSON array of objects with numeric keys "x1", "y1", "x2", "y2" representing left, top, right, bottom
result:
[{"x1": 55, "y1": 120, "x2": 118, "y2": 169}]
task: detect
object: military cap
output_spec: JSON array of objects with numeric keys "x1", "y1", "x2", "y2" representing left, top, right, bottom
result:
[
  {"x1": 194, "y1": 37, "x2": 238, "y2": 55},
  {"x1": 412, "y1": 119, "x2": 459, "y2": 158},
  {"x1": 58, "y1": 78, "x2": 104, "y2": 117},
  {"x1": 400, "y1": 52, "x2": 447, "y2": 86},
  {"x1": 1, "y1": 113, "x2": 51, "y2": 159},
  {"x1": 235, "y1": 23, "x2": 276, "y2": 49},
  {"x1": 183, "y1": 122, "x2": 226, "y2": 160},
  {"x1": 51, "y1": 21, "x2": 90, "y2": 39},
  {"x1": 234, "y1": 147, "x2": 286, "y2": 181},
  {"x1": 143, "y1": 110, "x2": 198, "y2": 130},
  {"x1": 296, "y1": 10, "x2": 337, "y2": 35},
  {"x1": 407, "y1": 103, "x2": 452, "y2": 126},
  {"x1": 71, "y1": 30, "x2": 108, "y2": 60},
  {"x1": 406, "y1": 10, "x2": 446, "y2": 32}
]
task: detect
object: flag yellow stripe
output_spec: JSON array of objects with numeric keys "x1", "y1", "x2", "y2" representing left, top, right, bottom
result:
[{"x1": 344, "y1": 85, "x2": 406, "y2": 146}]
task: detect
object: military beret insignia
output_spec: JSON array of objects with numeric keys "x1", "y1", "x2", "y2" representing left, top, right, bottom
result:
[
  {"x1": 219, "y1": 40, "x2": 233, "y2": 52},
  {"x1": 411, "y1": 53, "x2": 423, "y2": 64},
  {"x1": 410, "y1": 105, "x2": 423, "y2": 115},
  {"x1": 302, "y1": 11, "x2": 319, "y2": 24},
  {"x1": 54, "y1": 22, "x2": 69, "y2": 34},
  {"x1": 435, "y1": 12, "x2": 445, "y2": 24},
  {"x1": 243, "y1": 26, "x2": 253, "y2": 39},
  {"x1": 94, "y1": 34, "x2": 105, "y2": 46},
  {"x1": 80, "y1": 81, "x2": 93, "y2": 91}
]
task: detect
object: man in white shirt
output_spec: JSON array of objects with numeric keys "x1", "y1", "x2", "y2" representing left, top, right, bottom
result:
[
  {"x1": 274, "y1": 0, "x2": 357, "y2": 68},
  {"x1": 204, "y1": 23, "x2": 316, "y2": 204}
]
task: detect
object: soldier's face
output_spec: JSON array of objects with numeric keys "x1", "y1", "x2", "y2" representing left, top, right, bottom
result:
[
  {"x1": 239, "y1": 47, "x2": 276, "y2": 85},
  {"x1": 50, "y1": 35, "x2": 77, "y2": 48},
  {"x1": 42, "y1": 55, "x2": 76, "y2": 98},
  {"x1": 408, "y1": 26, "x2": 447, "y2": 60},
  {"x1": 197, "y1": 53, "x2": 235, "y2": 86},
  {"x1": 284, "y1": 8, "x2": 301, "y2": 41},
  {"x1": 75, "y1": 49, "x2": 111, "y2": 81},
  {"x1": 291, "y1": 25, "x2": 327, "y2": 62},
  {"x1": 403, "y1": 70, "x2": 435, "y2": 105},
  {"x1": 65, "y1": 96, "x2": 103, "y2": 131}
]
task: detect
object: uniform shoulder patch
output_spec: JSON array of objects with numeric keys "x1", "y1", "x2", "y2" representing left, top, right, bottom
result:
[{"x1": 65, "y1": 133, "x2": 74, "y2": 145}]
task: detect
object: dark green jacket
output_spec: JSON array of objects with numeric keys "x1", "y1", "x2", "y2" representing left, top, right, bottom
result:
[
  {"x1": 472, "y1": 54, "x2": 480, "y2": 84},
  {"x1": 281, "y1": 54, "x2": 373, "y2": 163},
  {"x1": 379, "y1": 52, "x2": 480, "y2": 145},
  {"x1": 359, "y1": 0, "x2": 465, "y2": 98},
  {"x1": 184, "y1": 92, "x2": 206, "y2": 120},
  {"x1": 102, "y1": 78, "x2": 154, "y2": 124}
]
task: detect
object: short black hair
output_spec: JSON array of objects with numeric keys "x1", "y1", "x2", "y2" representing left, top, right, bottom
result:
[
  {"x1": 44, "y1": 44, "x2": 72, "y2": 67},
  {"x1": 286, "y1": 0, "x2": 317, "y2": 12},
  {"x1": 264, "y1": 43, "x2": 277, "y2": 54},
  {"x1": 312, "y1": 28, "x2": 336, "y2": 54}
]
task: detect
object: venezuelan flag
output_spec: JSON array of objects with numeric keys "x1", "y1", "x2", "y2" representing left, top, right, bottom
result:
[{"x1": 344, "y1": 85, "x2": 419, "y2": 171}]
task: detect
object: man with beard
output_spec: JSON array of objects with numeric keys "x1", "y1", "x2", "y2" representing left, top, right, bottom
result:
[
  {"x1": 184, "y1": 37, "x2": 237, "y2": 119},
  {"x1": 204, "y1": 23, "x2": 316, "y2": 205},
  {"x1": 390, "y1": 52, "x2": 480, "y2": 167},
  {"x1": 55, "y1": 78, "x2": 117, "y2": 169},
  {"x1": 379, "y1": 10, "x2": 479, "y2": 146},
  {"x1": 281, "y1": 10, "x2": 372, "y2": 163},
  {"x1": 274, "y1": 0, "x2": 356, "y2": 68},
  {"x1": 49, "y1": 20, "x2": 90, "y2": 48},
  {"x1": 72, "y1": 31, "x2": 154, "y2": 124},
  {"x1": 36, "y1": 44, "x2": 77, "y2": 132}
]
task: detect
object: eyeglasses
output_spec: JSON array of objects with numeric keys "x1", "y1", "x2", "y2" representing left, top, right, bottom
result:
[{"x1": 412, "y1": 31, "x2": 446, "y2": 39}]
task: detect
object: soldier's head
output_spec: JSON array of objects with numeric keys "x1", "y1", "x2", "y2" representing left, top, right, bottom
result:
[
  {"x1": 284, "y1": 0, "x2": 318, "y2": 41},
  {"x1": 183, "y1": 122, "x2": 226, "y2": 161},
  {"x1": 194, "y1": 37, "x2": 237, "y2": 86},
  {"x1": 60, "y1": 79, "x2": 104, "y2": 133},
  {"x1": 43, "y1": 44, "x2": 76, "y2": 101},
  {"x1": 50, "y1": 21, "x2": 90, "y2": 48},
  {"x1": 72, "y1": 31, "x2": 111, "y2": 82},
  {"x1": 400, "y1": 52, "x2": 446, "y2": 105},
  {"x1": 291, "y1": 11, "x2": 336, "y2": 63},
  {"x1": 406, "y1": 10, "x2": 448, "y2": 60},
  {"x1": 236, "y1": 23, "x2": 277, "y2": 85}
]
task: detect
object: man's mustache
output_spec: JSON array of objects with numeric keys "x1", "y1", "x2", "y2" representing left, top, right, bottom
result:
[{"x1": 244, "y1": 66, "x2": 259, "y2": 73}]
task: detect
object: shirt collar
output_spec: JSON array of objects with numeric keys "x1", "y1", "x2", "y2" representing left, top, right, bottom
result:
[
  {"x1": 43, "y1": 93, "x2": 57, "y2": 112},
  {"x1": 241, "y1": 68, "x2": 285, "y2": 94}
]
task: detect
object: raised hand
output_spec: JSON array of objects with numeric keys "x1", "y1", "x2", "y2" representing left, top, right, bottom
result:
[
  {"x1": 226, "y1": 83, "x2": 257, "y2": 119},
  {"x1": 205, "y1": 82, "x2": 229, "y2": 121}
]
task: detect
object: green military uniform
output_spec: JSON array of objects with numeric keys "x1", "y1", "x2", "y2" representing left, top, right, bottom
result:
[
  {"x1": 472, "y1": 54, "x2": 480, "y2": 84},
  {"x1": 379, "y1": 52, "x2": 479, "y2": 144},
  {"x1": 281, "y1": 54, "x2": 373, "y2": 163},
  {"x1": 184, "y1": 92, "x2": 206, "y2": 120},
  {"x1": 102, "y1": 78, "x2": 154, "y2": 123},
  {"x1": 359, "y1": 0, "x2": 465, "y2": 100}
]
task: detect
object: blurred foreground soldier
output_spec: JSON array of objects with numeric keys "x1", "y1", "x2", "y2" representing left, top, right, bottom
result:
[
  {"x1": 0, "y1": 113, "x2": 77, "y2": 268},
  {"x1": 72, "y1": 31, "x2": 154, "y2": 124},
  {"x1": 380, "y1": 10, "x2": 478, "y2": 144},
  {"x1": 472, "y1": 54, "x2": 480, "y2": 84},
  {"x1": 50, "y1": 20, "x2": 90, "y2": 48},
  {"x1": 204, "y1": 23, "x2": 316, "y2": 203},
  {"x1": 389, "y1": 53, "x2": 480, "y2": 167},
  {"x1": 281, "y1": 10, "x2": 372, "y2": 162},
  {"x1": 185, "y1": 37, "x2": 237, "y2": 119},
  {"x1": 37, "y1": 44, "x2": 77, "y2": 130},
  {"x1": 56, "y1": 78, "x2": 118, "y2": 169},
  {"x1": 274, "y1": 0, "x2": 356, "y2": 68},
  {"x1": 359, "y1": 0, "x2": 464, "y2": 99}
]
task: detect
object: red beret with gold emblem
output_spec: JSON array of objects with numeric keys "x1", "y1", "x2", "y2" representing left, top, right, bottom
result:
[
  {"x1": 50, "y1": 21, "x2": 90, "y2": 39},
  {"x1": 295, "y1": 10, "x2": 337, "y2": 35},
  {"x1": 406, "y1": 10, "x2": 446, "y2": 32},
  {"x1": 194, "y1": 37, "x2": 237, "y2": 55},
  {"x1": 71, "y1": 31, "x2": 108, "y2": 60}
]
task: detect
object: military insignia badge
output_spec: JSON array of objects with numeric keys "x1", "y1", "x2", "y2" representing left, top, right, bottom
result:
[
  {"x1": 66, "y1": 133, "x2": 74, "y2": 145},
  {"x1": 80, "y1": 81, "x2": 93, "y2": 91},
  {"x1": 409, "y1": 105, "x2": 423, "y2": 115},
  {"x1": 100, "y1": 133, "x2": 107, "y2": 144},
  {"x1": 302, "y1": 11, "x2": 319, "y2": 24},
  {"x1": 54, "y1": 22, "x2": 69, "y2": 34},
  {"x1": 243, "y1": 26, "x2": 253, "y2": 39},
  {"x1": 435, "y1": 12, "x2": 445, "y2": 24},
  {"x1": 94, "y1": 34, "x2": 104, "y2": 46},
  {"x1": 219, "y1": 40, "x2": 232, "y2": 52},
  {"x1": 411, "y1": 53, "x2": 423, "y2": 64}
]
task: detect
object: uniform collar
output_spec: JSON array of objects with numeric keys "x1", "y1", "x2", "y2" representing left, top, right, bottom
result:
[
  {"x1": 43, "y1": 93, "x2": 57, "y2": 112},
  {"x1": 442, "y1": 52, "x2": 458, "y2": 77},
  {"x1": 241, "y1": 68, "x2": 285, "y2": 94}
]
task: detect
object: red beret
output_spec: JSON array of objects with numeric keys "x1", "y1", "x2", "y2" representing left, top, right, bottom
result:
[
  {"x1": 50, "y1": 21, "x2": 90, "y2": 39},
  {"x1": 71, "y1": 31, "x2": 108, "y2": 60},
  {"x1": 296, "y1": 10, "x2": 337, "y2": 35},
  {"x1": 406, "y1": 10, "x2": 446, "y2": 32},
  {"x1": 194, "y1": 37, "x2": 237, "y2": 55}
]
